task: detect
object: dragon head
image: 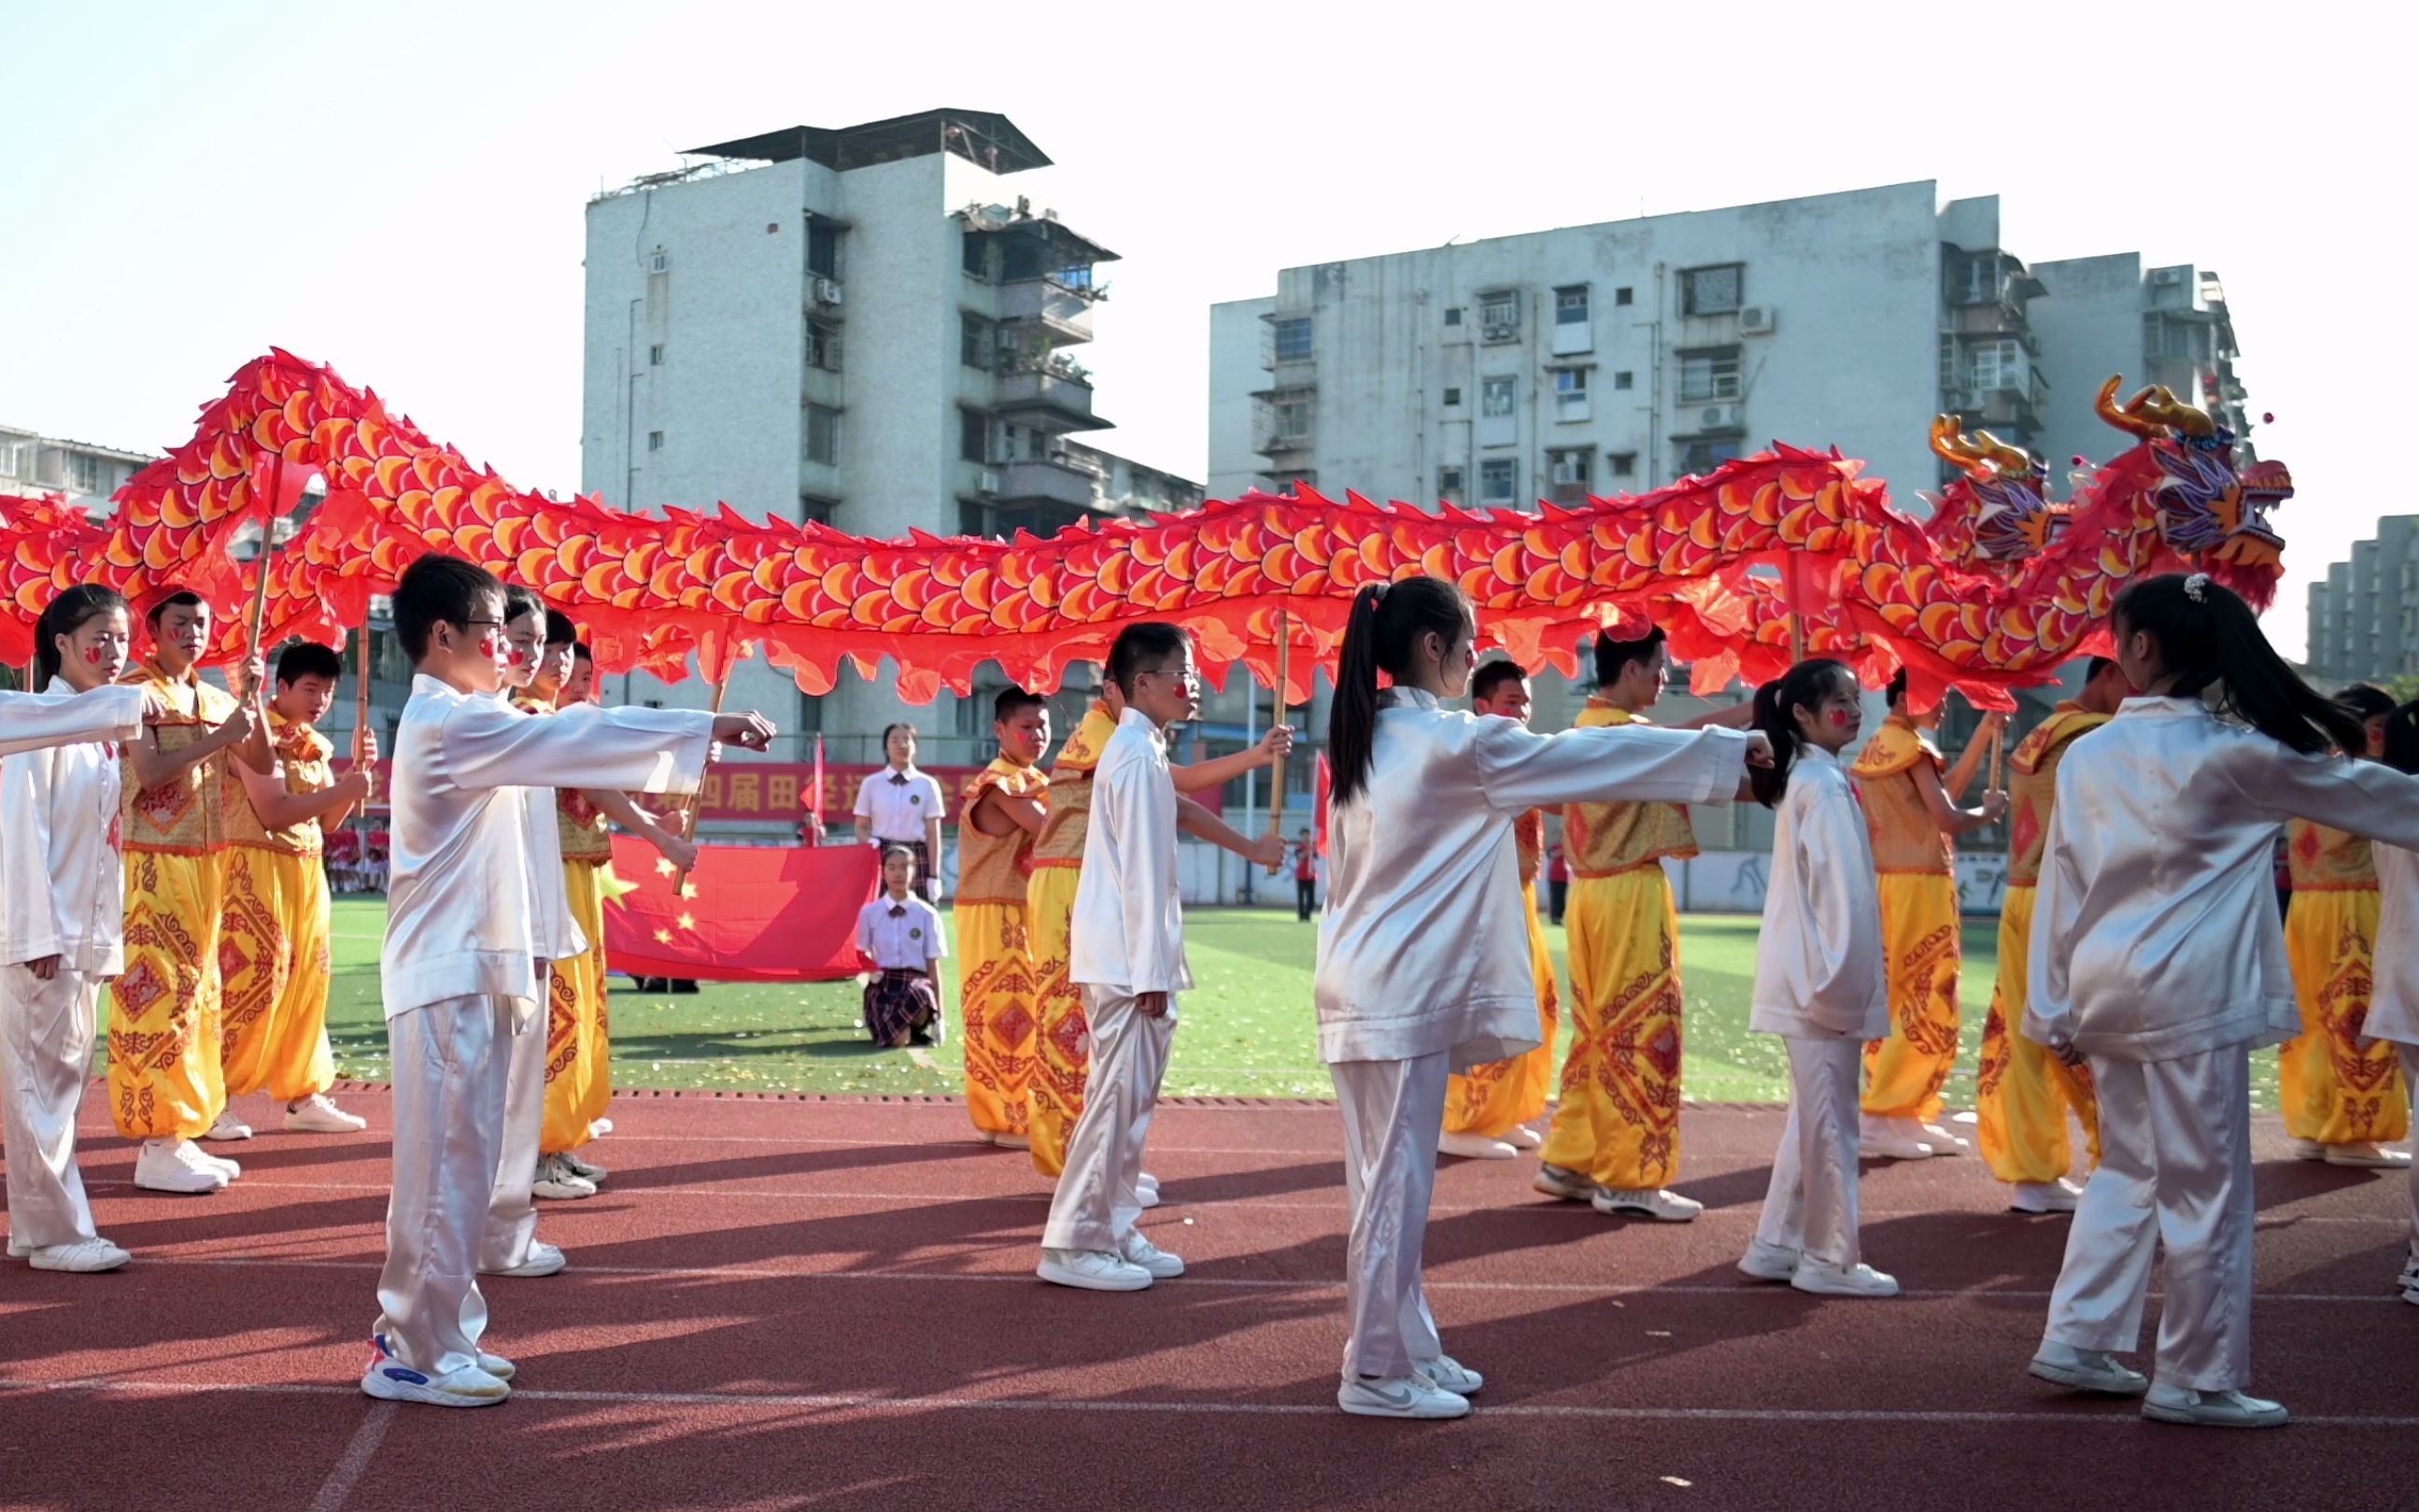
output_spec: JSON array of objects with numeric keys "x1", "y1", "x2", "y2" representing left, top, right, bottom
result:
[
  {"x1": 2098, "y1": 376, "x2": 2245, "y2": 558},
  {"x1": 1929, "y1": 415, "x2": 2058, "y2": 564},
  {"x1": 2215, "y1": 459, "x2": 2290, "y2": 568}
]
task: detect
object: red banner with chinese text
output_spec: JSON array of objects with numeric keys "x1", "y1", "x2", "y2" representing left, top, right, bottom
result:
[{"x1": 601, "y1": 835, "x2": 880, "y2": 982}]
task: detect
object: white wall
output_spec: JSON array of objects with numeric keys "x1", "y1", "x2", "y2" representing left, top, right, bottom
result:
[
  {"x1": 2029, "y1": 253, "x2": 2143, "y2": 484},
  {"x1": 1206, "y1": 296, "x2": 1273, "y2": 500}
]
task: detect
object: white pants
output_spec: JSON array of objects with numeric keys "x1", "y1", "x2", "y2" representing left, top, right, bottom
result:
[
  {"x1": 2044, "y1": 1045, "x2": 2254, "y2": 1392},
  {"x1": 2401, "y1": 1046, "x2": 2419, "y2": 1275},
  {"x1": 2, "y1": 965, "x2": 103, "y2": 1252},
  {"x1": 374, "y1": 996, "x2": 513, "y2": 1377},
  {"x1": 1331, "y1": 1050, "x2": 1451, "y2": 1382},
  {"x1": 1040, "y1": 986, "x2": 1175, "y2": 1254},
  {"x1": 480, "y1": 996, "x2": 548, "y2": 1272},
  {"x1": 1753, "y1": 1036, "x2": 1865, "y2": 1270}
]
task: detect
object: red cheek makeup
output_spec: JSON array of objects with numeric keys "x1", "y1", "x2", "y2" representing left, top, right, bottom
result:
[{"x1": 1826, "y1": 708, "x2": 1853, "y2": 728}]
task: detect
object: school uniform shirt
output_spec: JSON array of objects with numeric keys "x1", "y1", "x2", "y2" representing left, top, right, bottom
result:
[
  {"x1": 1069, "y1": 709, "x2": 1191, "y2": 996},
  {"x1": 856, "y1": 763, "x2": 946, "y2": 841},
  {"x1": 2364, "y1": 842, "x2": 2419, "y2": 1047},
  {"x1": 1748, "y1": 746, "x2": 1889, "y2": 1040},
  {"x1": 856, "y1": 895, "x2": 947, "y2": 971},
  {"x1": 382, "y1": 675, "x2": 714, "y2": 1020},
  {"x1": 0, "y1": 685, "x2": 146, "y2": 760},
  {"x1": 1316, "y1": 687, "x2": 1753, "y2": 1068},
  {"x1": 2027, "y1": 695, "x2": 2419, "y2": 1062},
  {"x1": 0, "y1": 680, "x2": 142, "y2": 972}
]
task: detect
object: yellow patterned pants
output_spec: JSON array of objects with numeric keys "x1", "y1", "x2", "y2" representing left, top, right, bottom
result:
[
  {"x1": 1540, "y1": 868, "x2": 1684, "y2": 1189},
  {"x1": 543, "y1": 860, "x2": 611, "y2": 1155},
  {"x1": 1861, "y1": 872, "x2": 1963, "y2": 1121},
  {"x1": 1446, "y1": 883, "x2": 1562, "y2": 1140},
  {"x1": 1026, "y1": 865, "x2": 1085, "y2": 1178},
  {"x1": 219, "y1": 846, "x2": 336, "y2": 1103},
  {"x1": 1976, "y1": 884, "x2": 2100, "y2": 1183},
  {"x1": 109, "y1": 850, "x2": 228, "y2": 1140},
  {"x1": 2280, "y1": 888, "x2": 2410, "y2": 1145},
  {"x1": 958, "y1": 899, "x2": 1037, "y2": 1138}
]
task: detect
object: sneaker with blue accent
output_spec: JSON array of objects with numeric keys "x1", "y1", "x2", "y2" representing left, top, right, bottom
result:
[{"x1": 360, "y1": 1336, "x2": 509, "y2": 1407}]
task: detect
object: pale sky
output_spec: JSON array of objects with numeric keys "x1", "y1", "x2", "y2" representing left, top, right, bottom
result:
[{"x1": 2, "y1": 1, "x2": 2403, "y2": 661}]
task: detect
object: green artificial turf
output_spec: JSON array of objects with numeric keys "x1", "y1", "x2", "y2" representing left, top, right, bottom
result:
[{"x1": 116, "y1": 897, "x2": 2278, "y2": 1108}]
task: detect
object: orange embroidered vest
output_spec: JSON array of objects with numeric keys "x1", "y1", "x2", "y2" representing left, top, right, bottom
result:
[
  {"x1": 1563, "y1": 700, "x2": 1698, "y2": 877},
  {"x1": 1032, "y1": 702, "x2": 1116, "y2": 869},
  {"x1": 956, "y1": 756, "x2": 1049, "y2": 905},
  {"x1": 121, "y1": 657, "x2": 238, "y2": 855},
  {"x1": 1514, "y1": 809, "x2": 1545, "y2": 887},
  {"x1": 226, "y1": 714, "x2": 335, "y2": 856},
  {"x1": 2285, "y1": 818, "x2": 2377, "y2": 893},
  {"x1": 1852, "y1": 715, "x2": 1952, "y2": 875},
  {"x1": 2004, "y1": 704, "x2": 2107, "y2": 888}
]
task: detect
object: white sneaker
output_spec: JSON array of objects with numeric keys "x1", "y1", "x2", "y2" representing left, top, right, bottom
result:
[
  {"x1": 360, "y1": 1352, "x2": 510, "y2": 1408},
  {"x1": 1503, "y1": 1124, "x2": 1544, "y2": 1152},
  {"x1": 2141, "y1": 1383, "x2": 2288, "y2": 1428},
  {"x1": 2289, "y1": 1138, "x2": 2327, "y2": 1162},
  {"x1": 1136, "y1": 1171, "x2": 1162, "y2": 1210},
  {"x1": 1915, "y1": 1122, "x2": 1971, "y2": 1155},
  {"x1": 1591, "y1": 1187, "x2": 1704, "y2": 1222},
  {"x1": 2323, "y1": 1142, "x2": 2412, "y2": 1169},
  {"x1": 1738, "y1": 1239, "x2": 1801, "y2": 1282},
  {"x1": 2008, "y1": 1179, "x2": 2086, "y2": 1215},
  {"x1": 2402, "y1": 1284, "x2": 2419, "y2": 1308},
  {"x1": 1337, "y1": 1375, "x2": 1469, "y2": 1420},
  {"x1": 559, "y1": 1150, "x2": 609, "y2": 1183},
  {"x1": 203, "y1": 1111, "x2": 253, "y2": 1141},
  {"x1": 1037, "y1": 1248, "x2": 1154, "y2": 1292},
  {"x1": 1439, "y1": 1130, "x2": 1519, "y2": 1160},
  {"x1": 1858, "y1": 1115, "x2": 1934, "y2": 1161},
  {"x1": 284, "y1": 1095, "x2": 367, "y2": 1134},
  {"x1": 1415, "y1": 1353, "x2": 1483, "y2": 1396},
  {"x1": 2398, "y1": 1258, "x2": 2419, "y2": 1294},
  {"x1": 28, "y1": 1238, "x2": 132, "y2": 1273},
  {"x1": 1120, "y1": 1232, "x2": 1185, "y2": 1279},
  {"x1": 192, "y1": 1145, "x2": 242, "y2": 1180},
  {"x1": 2029, "y1": 1341, "x2": 2149, "y2": 1396},
  {"x1": 134, "y1": 1138, "x2": 227, "y2": 1194},
  {"x1": 531, "y1": 1155, "x2": 598, "y2": 1201},
  {"x1": 1790, "y1": 1260, "x2": 1900, "y2": 1298},
  {"x1": 484, "y1": 1240, "x2": 567, "y2": 1279},
  {"x1": 588, "y1": 1117, "x2": 614, "y2": 1138},
  {"x1": 478, "y1": 1352, "x2": 516, "y2": 1380},
  {"x1": 986, "y1": 1130, "x2": 1032, "y2": 1151},
  {"x1": 1532, "y1": 1163, "x2": 1599, "y2": 1202}
]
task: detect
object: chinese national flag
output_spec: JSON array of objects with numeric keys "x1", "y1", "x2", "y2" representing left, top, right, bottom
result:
[
  {"x1": 602, "y1": 835, "x2": 878, "y2": 982},
  {"x1": 1315, "y1": 751, "x2": 1332, "y2": 856}
]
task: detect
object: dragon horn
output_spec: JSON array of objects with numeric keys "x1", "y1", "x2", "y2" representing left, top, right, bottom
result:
[
  {"x1": 2132, "y1": 384, "x2": 2219, "y2": 440},
  {"x1": 1929, "y1": 415, "x2": 1981, "y2": 464},
  {"x1": 1968, "y1": 428, "x2": 2033, "y2": 474},
  {"x1": 2096, "y1": 376, "x2": 2164, "y2": 439}
]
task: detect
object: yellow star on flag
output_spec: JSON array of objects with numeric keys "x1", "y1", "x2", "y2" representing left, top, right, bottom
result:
[
  {"x1": 654, "y1": 858, "x2": 678, "y2": 878},
  {"x1": 681, "y1": 883, "x2": 700, "y2": 899},
  {"x1": 676, "y1": 911, "x2": 698, "y2": 931},
  {"x1": 653, "y1": 928, "x2": 673, "y2": 944}
]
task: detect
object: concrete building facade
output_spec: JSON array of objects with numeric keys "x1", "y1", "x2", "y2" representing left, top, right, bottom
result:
[{"x1": 2306, "y1": 517, "x2": 2419, "y2": 689}]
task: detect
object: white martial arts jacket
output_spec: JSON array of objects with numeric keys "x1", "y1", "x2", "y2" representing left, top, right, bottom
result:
[
  {"x1": 1068, "y1": 709, "x2": 1191, "y2": 996},
  {"x1": 0, "y1": 681, "x2": 144, "y2": 972},
  {"x1": 0, "y1": 685, "x2": 146, "y2": 759},
  {"x1": 1747, "y1": 746, "x2": 1889, "y2": 1040},
  {"x1": 1316, "y1": 688, "x2": 1752, "y2": 1067},
  {"x1": 383, "y1": 675, "x2": 714, "y2": 1020},
  {"x1": 2367, "y1": 842, "x2": 2419, "y2": 1047},
  {"x1": 504, "y1": 693, "x2": 584, "y2": 966},
  {"x1": 2026, "y1": 695, "x2": 2419, "y2": 1061}
]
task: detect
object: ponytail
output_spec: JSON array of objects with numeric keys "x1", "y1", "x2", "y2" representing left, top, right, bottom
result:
[
  {"x1": 2114, "y1": 573, "x2": 2361, "y2": 756},
  {"x1": 2381, "y1": 700, "x2": 2419, "y2": 777},
  {"x1": 1325, "y1": 575, "x2": 1473, "y2": 806},
  {"x1": 1749, "y1": 657, "x2": 1857, "y2": 809},
  {"x1": 35, "y1": 586, "x2": 131, "y2": 689}
]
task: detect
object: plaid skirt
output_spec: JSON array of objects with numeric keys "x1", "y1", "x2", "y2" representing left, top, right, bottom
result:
[{"x1": 864, "y1": 968, "x2": 941, "y2": 1049}]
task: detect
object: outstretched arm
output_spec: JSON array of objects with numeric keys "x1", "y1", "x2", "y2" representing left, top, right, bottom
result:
[
  {"x1": 1176, "y1": 795, "x2": 1285, "y2": 868},
  {"x1": 1173, "y1": 726, "x2": 1293, "y2": 795},
  {"x1": 0, "y1": 685, "x2": 148, "y2": 758},
  {"x1": 1913, "y1": 761, "x2": 2004, "y2": 837},
  {"x1": 586, "y1": 787, "x2": 697, "y2": 871}
]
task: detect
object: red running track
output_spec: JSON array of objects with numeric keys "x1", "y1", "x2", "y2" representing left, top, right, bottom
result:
[{"x1": 3, "y1": 1086, "x2": 2415, "y2": 1512}]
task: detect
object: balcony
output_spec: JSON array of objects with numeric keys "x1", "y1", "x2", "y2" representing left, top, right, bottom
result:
[
  {"x1": 1252, "y1": 389, "x2": 1316, "y2": 457},
  {"x1": 994, "y1": 360, "x2": 1107, "y2": 431},
  {"x1": 994, "y1": 453, "x2": 1104, "y2": 510},
  {"x1": 998, "y1": 278, "x2": 1096, "y2": 345},
  {"x1": 1950, "y1": 300, "x2": 2033, "y2": 339}
]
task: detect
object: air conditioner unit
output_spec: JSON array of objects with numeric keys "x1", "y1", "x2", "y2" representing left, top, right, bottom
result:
[
  {"x1": 2152, "y1": 267, "x2": 2186, "y2": 287},
  {"x1": 813, "y1": 277, "x2": 843, "y2": 305},
  {"x1": 1694, "y1": 403, "x2": 1743, "y2": 431},
  {"x1": 979, "y1": 469, "x2": 1002, "y2": 494},
  {"x1": 1738, "y1": 304, "x2": 1776, "y2": 335}
]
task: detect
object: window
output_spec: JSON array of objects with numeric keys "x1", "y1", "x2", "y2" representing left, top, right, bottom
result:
[
  {"x1": 648, "y1": 343, "x2": 664, "y2": 367},
  {"x1": 646, "y1": 431, "x2": 664, "y2": 453},
  {"x1": 799, "y1": 493, "x2": 838, "y2": 526},
  {"x1": 1480, "y1": 375, "x2": 1517, "y2": 418},
  {"x1": 1442, "y1": 386, "x2": 1463, "y2": 408},
  {"x1": 1952, "y1": 255, "x2": 1999, "y2": 306},
  {"x1": 67, "y1": 453, "x2": 104, "y2": 492},
  {"x1": 1554, "y1": 285, "x2": 1590, "y2": 324},
  {"x1": 1274, "y1": 391, "x2": 1313, "y2": 444},
  {"x1": 1478, "y1": 457, "x2": 1518, "y2": 504},
  {"x1": 804, "y1": 404, "x2": 840, "y2": 466},
  {"x1": 1479, "y1": 290, "x2": 1520, "y2": 341},
  {"x1": 959, "y1": 408, "x2": 990, "y2": 464},
  {"x1": 961, "y1": 231, "x2": 988, "y2": 277},
  {"x1": 1679, "y1": 439, "x2": 1742, "y2": 476},
  {"x1": 1607, "y1": 451, "x2": 1637, "y2": 478},
  {"x1": 1615, "y1": 286, "x2": 1634, "y2": 307},
  {"x1": 1970, "y1": 337, "x2": 2024, "y2": 391},
  {"x1": 1678, "y1": 348, "x2": 1742, "y2": 402},
  {"x1": 1438, "y1": 465, "x2": 1465, "y2": 504},
  {"x1": 1553, "y1": 366, "x2": 1589, "y2": 420},
  {"x1": 1681, "y1": 264, "x2": 1743, "y2": 317},
  {"x1": 961, "y1": 313, "x2": 995, "y2": 371},
  {"x1": 809, "y1": 319, "x2": 842, "y2": 372},
  {"x1": 1940, "y1": 334, "x2": 1958, "y2": 393},
  {"x1": 648, "y1": 247, "x2": 669, "y2": 275},
  {"x1": 807, "y1": 221, "x2": 839, "y2": 278},
  {"x1": 1443, "y1": 306, "x2": 1463, "y2": 327},
  {"x1": 1272, "y1": 317, "x2": 1313, "y2": 363},
  {"x1": 1548, "y1": 447, "x2": 1592, "y2": 488},
  {"x1": 1613, "y1": 370, "x2": 1634, "y2": 390}
]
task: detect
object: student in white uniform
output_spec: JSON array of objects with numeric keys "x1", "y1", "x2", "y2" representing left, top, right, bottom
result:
[
  {"x1": 855, "y1": 723, "x2": 947, "y2": 902},
  {"x1": 2369, "y1": 699, "x2": 2419, "y2": 1307},
  {"x1": 1735, "y1": 657, "x2": 1899, "y2": 1298},
  {"x1": 362, "y1": 555, "x2": 772, "y2": 1408},
  {"x1": 1316, "y1": 577, "x2": 1761, "y2": 1420},
  {"x1": 1, "y1": 587, "x2": 151, "y2": 1273},
  {"x1": 855, "y1": 847, "x2": 948, "y2": 1046},
  {"x1": 1036, "y1": 623, "x2": 1197, "y2": 1294},
  {"x1": 2023, "y1": 572, "x2": 2419, "y2": 1429}
]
